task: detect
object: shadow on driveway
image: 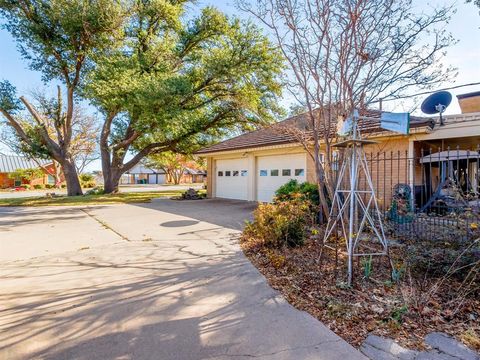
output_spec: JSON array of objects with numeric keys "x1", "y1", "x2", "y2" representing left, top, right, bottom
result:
[{"x1": 134, "y1": 198, "x2": 257, "y2": 232}]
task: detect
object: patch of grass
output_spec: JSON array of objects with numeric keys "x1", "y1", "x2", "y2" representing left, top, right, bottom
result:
[{"x1": 0, "y1": 190, "x2": 191, "y2": 207}]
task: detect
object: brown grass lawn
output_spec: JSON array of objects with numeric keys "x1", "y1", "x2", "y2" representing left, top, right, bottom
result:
[{"x1": 0, "y1": 190, "x2": 190, "y2": 207}]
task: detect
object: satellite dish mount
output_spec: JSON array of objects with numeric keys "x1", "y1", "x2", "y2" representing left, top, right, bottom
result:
[{"x1": 421, "y1": 91, "x2": 452, "y2": 126}]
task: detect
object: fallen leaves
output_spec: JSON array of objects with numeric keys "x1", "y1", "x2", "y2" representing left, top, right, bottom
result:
[{"x1": 242, "y1": 240, "x2": 480, "y2": 351}]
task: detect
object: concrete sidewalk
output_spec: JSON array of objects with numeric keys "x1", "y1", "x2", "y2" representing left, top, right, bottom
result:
[{"x1": 0, "y1": 199, "x2": 366, "y2": 359}]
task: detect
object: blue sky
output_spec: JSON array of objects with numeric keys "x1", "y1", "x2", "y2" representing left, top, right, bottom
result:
[{"x1": 1, "y1": 0, "x2": 479, "y2": 170}]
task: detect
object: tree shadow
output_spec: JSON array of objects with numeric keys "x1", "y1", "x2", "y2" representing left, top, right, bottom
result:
[
  {"x1": 0, "y1": 206, "x2": 108, "y2": 229},
  {"x1": 135, "y1": 199, "x2": 257, "y2": 231},
  {"x1": 0, "y1": 242, "x2": 287, "y2": 360}
]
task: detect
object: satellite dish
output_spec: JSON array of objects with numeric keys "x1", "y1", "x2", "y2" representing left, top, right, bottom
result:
[{"x1": 421, "y1": 91, "x2": 452, "y2": 126}]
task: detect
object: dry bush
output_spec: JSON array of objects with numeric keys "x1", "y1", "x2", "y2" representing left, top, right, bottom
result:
[{"x1": 241, "y1": 195, "x2": 316, "y2": 250}]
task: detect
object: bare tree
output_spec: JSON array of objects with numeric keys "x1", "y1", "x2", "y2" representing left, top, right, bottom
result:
[
  {"x1": 1, "y1": 88, "x2": 99, "y2": 184},
  {"x1": 69, "y1": 113, "x2": 99, "y2": 175},
  {"x1": 238, "y1": 0, "x2": 456, "y2": 217}
]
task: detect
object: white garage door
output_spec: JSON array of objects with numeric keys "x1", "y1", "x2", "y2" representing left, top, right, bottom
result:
[
  {"x1": 257, "y1": 153, "x2": 307, "y2": 202},
  {"x1": 216, "y1": 158, "x2": 249, "y2": 200},
  {"x1": 148, "y1": 174, "x2": 166, "y2": 184}
]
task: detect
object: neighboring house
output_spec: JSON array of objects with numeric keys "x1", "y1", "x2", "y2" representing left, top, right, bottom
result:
[
  {"x1": 0, "y1": 154, "x2": 54, "y2": 188},
  {"x1": 180, "y1": 168, "x2": 207, "y2": 184},
  {"x1": 197, "y1": 91, "x2": 480, "y2": 204},
  {"x1": 121, "y1": 163, "x2": 167, "y2": 185}
]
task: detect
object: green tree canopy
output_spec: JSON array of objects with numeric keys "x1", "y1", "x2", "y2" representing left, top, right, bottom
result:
[
  {"x1": 84, "y1": 3, "x2": 284, "y2": 193},
  {"x1": 0, "y1": 0, "x2": 125, "y2": 195}
]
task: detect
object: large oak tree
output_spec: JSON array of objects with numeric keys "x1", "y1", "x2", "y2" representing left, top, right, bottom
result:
[{"x1": 86, "y1": 3, "x2": 283, "y2": 193}]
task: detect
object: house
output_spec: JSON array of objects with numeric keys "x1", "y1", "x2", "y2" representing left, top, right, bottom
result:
[
  {"x1": 180, "y1": 168, "x2": 207, "y2": 184},
  {"x1": 121, "y1": 162, "x2": 167, "y2": 185},
  {"x1": 0, "y1": 154, "x2": 54, "y2": 188},
  {"x1": 197, "y1": 91, "x2": 480, "y2": 206}
]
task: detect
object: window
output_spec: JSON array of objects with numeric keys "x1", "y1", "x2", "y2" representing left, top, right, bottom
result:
[
  {"x1": 270, "y1": 169, "x2": 279, "y2": 176},
  {"x1": 233, "y1": 171, "x2": 239, "y2": 176},
  {"x1": 225, "y1": 171, "x2": 231, "y2": 176},
  {"x1": 332, "y1": 151, "x2": 340, "y2": 171},
  {"x1": 259, "y1": 170, "x2": 268, "y2": 176},
  {"x1": 14, "y1": 179, "x2": 21, "y2": 187},
  {"x1": 282, "y1": 169, "x2": 291, "y2": 176},
  {"x1": 218, "y1": 171, "x2": 223, "y2": 177},
  {"x1": 295, "y1": 169, "x2": 305, "y2": 176},
  {"x1": 47, "y1": 175, "x2": 55, "y2": 185},
  {"x1": 241, "y1": 170, "x2": 248, "y2": 176}
]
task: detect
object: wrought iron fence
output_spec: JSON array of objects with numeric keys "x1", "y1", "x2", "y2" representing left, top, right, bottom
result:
[{"x1": 331, "y1": 144, "x2": 480, "y2": 241}]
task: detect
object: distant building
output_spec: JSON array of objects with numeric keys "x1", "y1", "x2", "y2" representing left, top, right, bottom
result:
[
  {"x1": 0, "y1": 154, "x2": 54, "y2": 188},
  {"x1": 181, "y1": 167, "x2": 207, "y2": 184},
  {"x1": 121, "y1": 162, "x2": 167, "y2": 185}
]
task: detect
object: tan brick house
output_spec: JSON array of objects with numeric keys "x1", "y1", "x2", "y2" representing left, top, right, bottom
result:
[{"x1": 197, "y1": 92, "x2": 480, "y2": 206}]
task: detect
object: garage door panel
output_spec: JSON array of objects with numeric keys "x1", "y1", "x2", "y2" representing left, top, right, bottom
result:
[
  {"x1": 216, "y1": 158, "x2": 249, "y2": 200},
  {"x1": 257, "y1": 154, "x2": 306, "y2": 202}
]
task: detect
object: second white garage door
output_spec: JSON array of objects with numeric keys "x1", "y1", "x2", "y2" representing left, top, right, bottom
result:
[
  {"x1": 215, "y1": 158, "x2": 249, "y2": 200},
  {"x1": 257, "y1": 153, "x2": 307, "y2": 202}
]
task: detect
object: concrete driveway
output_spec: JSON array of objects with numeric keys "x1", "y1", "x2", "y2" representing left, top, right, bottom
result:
[{"x1": 0, "y1": 199, "x2": 365, "y2": 360}]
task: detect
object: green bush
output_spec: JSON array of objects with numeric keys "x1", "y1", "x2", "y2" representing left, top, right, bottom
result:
[
  {"x1": 61, "y1": 184, "x2": 67, "y2": 188},
  {"x1": 19, "y1": 184, "x2": 30, "y2": 190},
  {"x1": 275, "y1": 179, "x2": 320, "y2": 205},
  {"x1": 81, "y1": 181, "x2": 96, "y2": 188},
  {"x1": 79, "y1": 173, "x2": 95, "y2": 182},
  {"x1": 33, "y1": 184, "x2": 45, "y2": 189},
  {"x1": 79, "y1": 174, "x2": 96, "y2": 189},
  {"x1": 242, "y1": 196, "x2": 314, "y2": 250},
  {"x1": 45, "y1": 184, "x2": 54, "y2": 189},
  {"x1": 84, "y1": 186, "x2": 104, "y2": 195}
]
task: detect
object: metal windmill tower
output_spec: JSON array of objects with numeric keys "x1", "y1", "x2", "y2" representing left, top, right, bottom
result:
[{"x1": 323, "y1": 109, "x2": 409, "y2": 285}]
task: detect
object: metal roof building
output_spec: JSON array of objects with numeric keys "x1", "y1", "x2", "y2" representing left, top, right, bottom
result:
[{"x1": 0, "y1": 154, "x2": 50, "y2": 173}]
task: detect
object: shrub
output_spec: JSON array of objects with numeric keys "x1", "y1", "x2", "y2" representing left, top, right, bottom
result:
[
  {"x1": 242, "y1": 195, "x2": 314, "y2": 250},
  {"x1": 45, "y1": 184, "x2": 54, "y2": 189},
  {"x1": 275, "y1": 179, "x2": 320, "y2": 206},
  {"x1": 33, "y1": 184, "x2": 45, "y2": 189},
  {"x1": 84, "y1": 186, "x2": 104, "y2": 195},
  {"x1": 19, "y1": 184, "x2": 30, "y2": 190},
  {"x1": 81, "y1": 181, "x2": 96, "y2": 188},
  {"x1": 61, "y1": 184, "x2": 66, "y2": 188},
  {"x1": 79, "y1": 173, "x2": 95, "y2": 182},
  {"x1": 79, "y1": 173, "x2": 96, "y2": 189}
]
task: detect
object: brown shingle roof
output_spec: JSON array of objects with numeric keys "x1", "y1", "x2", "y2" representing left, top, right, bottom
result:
[{"x1": 196, "y1": 110, "x2": 433, "y2": 155}]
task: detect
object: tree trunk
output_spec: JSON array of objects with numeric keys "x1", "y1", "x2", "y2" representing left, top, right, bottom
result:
[
  {"x1": 62, "y1": 160, "x2": 83, "y2": 196},
  {"x1": 102, "y1": 163, "x2": 122, "y2": 194},
  {"x1": 102, "y1": 158, "x2": 122, "y2": 194},
  {"x1": 104, "y1": 175, "x2": 121, "y2": 194}
]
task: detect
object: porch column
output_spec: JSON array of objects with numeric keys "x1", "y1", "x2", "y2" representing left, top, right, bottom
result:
[{"x1": 408, "y1": 139, "x2": 415, "y2": 205}]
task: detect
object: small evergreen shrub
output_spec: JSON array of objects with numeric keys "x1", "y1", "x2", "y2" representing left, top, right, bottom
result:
[
  {"x1": 84, "y1": 186, "x2": 104, "y2": 195},
  {"x1": 79, "y1": 174, "x2": 96, "y2": 189},
  {"x1": 275, "y1": 179, "x2": 320, "y2": 205},
  {"x1": 33, "y1": 184, "x2": 45, "y2": 189},
  {"x1": 45, "y1": 184, "x2": 54, "y2": 189},
  {"x1": 19, "y1": 184, "x2": 30, "y2": 190}
]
